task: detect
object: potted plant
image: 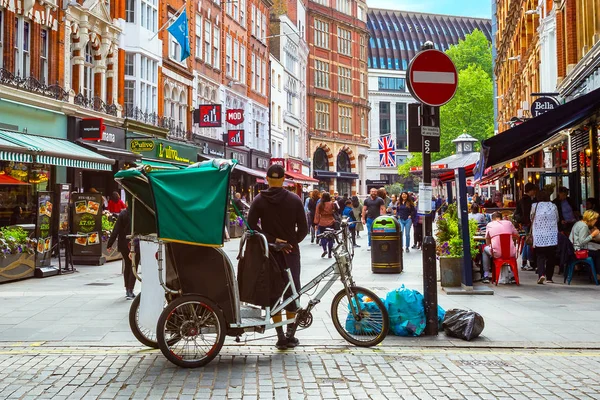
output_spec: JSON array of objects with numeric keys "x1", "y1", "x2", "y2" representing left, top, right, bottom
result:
[
  {"x1": 228, "y1": 210, "x2": 244, "y2": 238},
  {"x1": 435, "y1": 203, "x2": 479, "y2": 287},
  {"x1": 101, "y1": 211, "x2": 122, "y2": 261},
  {"x1": 0, "y1": 226, "x2": 36, "y2": 282}
]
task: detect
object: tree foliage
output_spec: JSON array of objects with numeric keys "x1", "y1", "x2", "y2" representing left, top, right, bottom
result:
[{"x1": 397, "y1": 29, "x2": 494, "y2": 174}]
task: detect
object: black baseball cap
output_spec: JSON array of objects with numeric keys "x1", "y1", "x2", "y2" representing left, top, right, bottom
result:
[
  {"x1": 524, "y1": 183, "x2": 537, "y2": 192},
  {"x1": 267, "y1": 164, "x2": 285, "y2": 179}
]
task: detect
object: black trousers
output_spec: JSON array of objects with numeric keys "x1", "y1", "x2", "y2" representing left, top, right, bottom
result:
[
  {"x1": 121, "y1": 248, "x2": 137, "y2": 292},
  {"x1": 272, "y1": 251, "x2": 301, "y2": 312},
  {"x1": 414, "y1": 224, "x2": 423, "y2": 246},
  {"x1": 535, "y1": 245, "x2": 557, "y2": 281}
]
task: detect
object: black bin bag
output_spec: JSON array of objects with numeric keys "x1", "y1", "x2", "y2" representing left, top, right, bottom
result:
[{"x1": 442, "y1": 309, "x2": 485, "y2": 341}]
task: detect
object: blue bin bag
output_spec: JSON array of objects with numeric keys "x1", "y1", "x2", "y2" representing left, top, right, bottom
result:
[
  {"x1": 345, "y1": 294, "x2": 385, "y2": 335},
  {"x1": 384, "y1": 286, "x2": 447, "y2": 336}
]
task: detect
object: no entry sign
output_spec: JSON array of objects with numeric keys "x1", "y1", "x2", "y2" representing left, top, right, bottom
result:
[{"x1": 407, "y1": 49, "x2": 458, "y2": 107}]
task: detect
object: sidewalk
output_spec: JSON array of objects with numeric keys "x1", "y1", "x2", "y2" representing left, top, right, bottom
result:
[{"x1": 0, "y1": 232, "x2": 599, "y2": 348}]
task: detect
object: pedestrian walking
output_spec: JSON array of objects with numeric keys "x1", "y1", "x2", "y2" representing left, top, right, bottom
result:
[
  {"x1": 531, "y1": 190, "x2": 559, "y2": 284},
  {"x1": 514, "y1": 182, "x2": 537, "y2": 271},
  {"x1": 247, "y1": 164, "x2": 308, "y2": 350},
  {"x1": 107, "y1": 191, "x2": 127, "y2": 215},
  {"x1": 314, "y1": 192, "x2": 336, "y2": 258},
  {"x1": 305, "y1": 189, "x2": 320, "y2": 244},
  {"x1": 107, "y1": 209, "x2": 138, "y2": 300},
  {"x1": 342, "y1": 199, "x2": 359, "y2": 247},
  {"x1": 412, "y1": 204, "x2": 423, "y2": 249},
  {"x1": 396, "y1": 192, "x2": 415, "y2": 253},
  {"x1": 362, "y1": 188, "x2": 386, "y2": 251},
  {"x1": 351, "y1": 196, "x2": 364, "y2": 239}
]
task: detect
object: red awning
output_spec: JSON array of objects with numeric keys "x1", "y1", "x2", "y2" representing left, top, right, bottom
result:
[
  {"x1": 0, "y1": 173, "x2": 29, "y2": 185},
  {"x1": 285, "y1": 170, "x2": 319, "y2": 185},
  {"x1": 477, "y1": 168, "x2": 508, "y2": 186},
  {"x1": 439, "y1": 163, "x2": 476, "y2": 183}
]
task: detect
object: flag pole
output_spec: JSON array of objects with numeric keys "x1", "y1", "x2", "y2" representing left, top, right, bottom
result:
[{"x1": 149, "y1": 2, "x2": 187, "y2": 42}]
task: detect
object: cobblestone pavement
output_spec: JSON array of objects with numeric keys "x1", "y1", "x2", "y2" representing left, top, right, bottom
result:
[{"x1": 1, "y1": 344, "x2": 600, "y2": 399}]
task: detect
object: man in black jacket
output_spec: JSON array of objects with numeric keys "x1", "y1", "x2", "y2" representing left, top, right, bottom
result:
[
  {"x1": 552, "y1": 186, "x2": 579, "y2": 234},
  {"x1": 107, "y1": 209, "x2": 137, "y2": 300},
  {"x1": 248, "y1": 164, "x2": 308, "y2": 350},
  {"x1": 515, "y1": 183, "x2": 537, "y2": 271}
]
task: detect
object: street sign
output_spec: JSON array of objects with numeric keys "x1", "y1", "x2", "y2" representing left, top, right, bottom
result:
[
  {"x1": 226, "y1": 109, "x2": 244, "y2": 125},
  {"x1": 407, "y1": 103, "x2": 440, "y2": 152},
  {"x1": 197, "y1": 104, "x2": 222, "y2": 127},
  {"x1": 421, "y1": 126, "x2": 440, "y2": 137},
  {"x1": 530, "y1": 96, "x2": 559, "y2": 117},
  {"x1": 227, "y1": 130, "x2": 244, "y2": 146},
  {"x1": 407, "y1": 49, "x2": 458, "y2": 107}
]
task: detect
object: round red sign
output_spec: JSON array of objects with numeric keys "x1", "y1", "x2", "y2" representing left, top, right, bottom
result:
[
  {"x1": 407, "y1": 49, "x2": 458, "y2": 107},
  {"x1": 466, "y1": 179, "x2": 473, "y2": 186}
]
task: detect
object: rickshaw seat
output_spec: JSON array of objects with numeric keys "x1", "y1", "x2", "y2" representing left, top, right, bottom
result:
[{"x1": 268, "y1": 242, "x2": 293, "y2": 253}]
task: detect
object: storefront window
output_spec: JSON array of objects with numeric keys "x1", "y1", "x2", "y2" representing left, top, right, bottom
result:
[
  {"x1": 0, "y1": 162, "x2": 51, "y2": 225},
  {"x1": 337, "y1": 151, "x2": 351, "y2": 172},
  {"x1": 313, "y1": 148, "x2": 329, "y2": 171}
]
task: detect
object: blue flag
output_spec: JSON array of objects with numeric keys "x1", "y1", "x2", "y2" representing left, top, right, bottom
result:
[{"x1": 167, "y1": 9, "x2": 190, "y2": 61}]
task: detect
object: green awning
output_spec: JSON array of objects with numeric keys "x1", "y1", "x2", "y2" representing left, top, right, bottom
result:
[
  {"x1": 0, "y1": 130, "x2": 114, "y2": 171},
  {"x1": 0, "y1": 136, "x2": 33, "y2": 163},
  {"x1": 141, "y1": 159, "x2": 185, "y2": 170}
]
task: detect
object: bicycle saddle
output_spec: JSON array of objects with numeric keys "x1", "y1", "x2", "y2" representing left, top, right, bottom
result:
[{"x1": 268, "y1": 242, "x2": 293, "y2": 252}]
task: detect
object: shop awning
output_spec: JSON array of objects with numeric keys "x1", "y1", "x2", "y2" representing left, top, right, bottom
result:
[
  {"x1": 78, "y1": 141, "x2": 141, "y2": 163},
  {"x1": 0, "y1": 136, "x2": 33, "y2": 163},
  {"x1": 285, "y1": 170, "x2": 319, "y2": 185},
  {"x1": 0, "y1": 173, "x2": 30, "y2": 185},
  {"x1": 479, "y1": 87, "x2": 600, "y2": 173},
  {"x1": 0, "y1": 130, "x2": 114, "y2": 171},
  {"x1": 439, "y1": 163, "x2": 476, "y2": 183},
  {"x1": 233, "y1": 164, "x2": 266, "y2": 178},
  {"x1": 477, "y1": 168, "x2": 509, "y2": 186}
]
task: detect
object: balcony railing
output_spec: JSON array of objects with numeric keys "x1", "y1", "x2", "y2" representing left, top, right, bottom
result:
[
  {"x1": 124, "y1": 106, "x2": 161, "y2": 127},
  {"x1": 74, "y1": 93, "x2": 118, "y2": 116},
  {"x1": 0, "y1": 68, "x2": 69, "y2": 101}
]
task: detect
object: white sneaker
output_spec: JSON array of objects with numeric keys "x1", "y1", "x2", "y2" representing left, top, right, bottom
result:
[{"x1": 367, "y1": 246, "x2": 371, "y2": 251}]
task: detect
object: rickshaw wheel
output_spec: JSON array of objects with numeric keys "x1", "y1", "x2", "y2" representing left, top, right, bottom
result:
[
  {"x1": 330, "y1": 286, "x2": 389, "y2": 347},
  {"x1": 129, "y1": 294, "x2": 159, "y2": 348},
  {"x1": 156, "y1": 295, "x2": 226, "y2": 368}
]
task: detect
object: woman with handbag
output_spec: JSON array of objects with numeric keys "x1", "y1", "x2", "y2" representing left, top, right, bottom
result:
[
  {"x1": 314, "y1": 192, "x2": 336, "y2": 258},
  {"x1": 570, "y1": 210, "x2": 600, "y2": 279},
  {"x1": 530, "y1": 190, "x2": 559, "y2": 284}
]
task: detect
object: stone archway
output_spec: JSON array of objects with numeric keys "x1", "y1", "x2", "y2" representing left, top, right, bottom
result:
[{"x1": 337, "y1": 145, "x2": 357, "y2": 196}]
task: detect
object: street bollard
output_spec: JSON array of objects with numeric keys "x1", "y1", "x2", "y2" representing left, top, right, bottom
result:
[{"x1": 422, "y1": 235, "x2": 438, "y2": 336}]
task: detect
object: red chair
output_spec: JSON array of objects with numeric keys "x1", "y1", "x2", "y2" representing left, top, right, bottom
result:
[{"x1": 490, "y1": 233, "x2": 520, "y2": 286}]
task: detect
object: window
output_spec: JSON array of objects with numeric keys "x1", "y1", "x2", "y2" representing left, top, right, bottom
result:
[
  {"x1": 395, "y1": 103, "x2": 407, "y2": 149},
  {"x1": 126, "y1": 0, "x2": 135, "y2": 23},
  {"x1": 336, "y1": 0, "x2": 350, "y2": 14},
  {"x1": 125, "y1": 53, "x2": 135, "y2": 76},
  {"x1": 226, "y1": 35, "x2": 232, "y2": 76},
  {"x1": 338, "y1": 105, "x2": 352, "y2": 134},
  {"x1": 14, "y1": 17, "x2": 30, "y2": 77},
  {"x1": 360, "y1": 36, "x2": 366, "y2": 61},
  {"x1": 233, "y1": 40, "x2": 239, "y2": 79},
  {"x1": 287, "y1": 92, "x2": 293, "y2": 112},
  {"x1": 261, "y1": 60, "x2": 266, "y2": 94},
  {"x1": 314, "y1": 0, "x2": 328, "y2": 5},
  {"x1": 285, "y1": 48, "x2": 297, "y2": 74},
  {"x1": 277, "y1": 106, "x2": 281, "y2": 128},
  {"x1": 240, "y1": 0, "x2": 246, "y2": 26},
  {"x1": 261, "y1": 13, "x2": 266, "y2": 42},
  {"x1": 379, "y1": 102, "x2": 390, "y2": 134},
  {"x1": 251, "y1": 5, "x2": 256, "y2": 36},
  {"x1": 360, "y1": 112, "x2": 366, "y2": 137},
  {"x1": 213, "y1": 25, "x2": 220, "y2": 69},
  {"x1": 0, "y1": 11, "x2": 3, "y2": 68},
  {"x1": 124, "y1": 80, "x2": 135, "y2": 111},
  {"x1": 169, "y1": 13, "x2": 181, "y2": 61},
  {"x1": 226, "y1": 0, "x2": 232, "y2": 17},
  {"x1": 83, "y1": 43, "x2": 93, "y2": 98},
  {"x1": 357, "y1": 5, "x2": 366, "y2": 21},
  {"x1": 141, "y1": 0, "x2": 157, "y2": 32},
  {"x1": 313, "y1": 147, "x2": 329, "y2": 171},
  {"x1": 251, "y1": 53, "x2": 256, "y2": 90},
  {"x1": 140, "y1": 56, "x2": 157, "y2": 112},
  {"x1": 254, "y1": 8, "x2": 261, "y2": 39},
  {"x1": 315, "y1": 101, "x2": 330, "y2": 131},
  {"x1": 232, "y1": 0, "x2": 238, "y2": 20},
  {"x1": 378, "y1": 77, "x2": 406, "y2": 91},
  {"x1": 314, "y1": 19, "x2": 329, "y2": 49},
  {"x1": 338, "y1": 66, "x2": 351, "y2": 94},
  {"x1": 359, "y1": 73, "x2": 365, "y2": 97},
  {"x1": 314, "y1": 60, "x2": 329, "y2": 89},
  {"x1": 278, "y1": 74, "x2": 281, "y2": 90},
  {"x1": 195, "y1": 14, "x2": 202, "y2": 58},
  {"x1": 337, "y1": 27, "x2": 351, "y2": 56},
  {"x1": 39, "y1": 29, "x2": 48, "y2": 84},
  {"x1": 239, "y1": 46, "x2": 245, "y2": 82},
  {"x1": 255, "y1": 56, "x2": 261, "y2": 91},
  {"x1": 204, "y1": 20, "x2": 212, "y2": 65}
]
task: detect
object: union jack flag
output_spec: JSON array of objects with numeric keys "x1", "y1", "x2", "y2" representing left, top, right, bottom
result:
[{"x1": 378, "y1": 135, "x2": 396, "y2": 167}]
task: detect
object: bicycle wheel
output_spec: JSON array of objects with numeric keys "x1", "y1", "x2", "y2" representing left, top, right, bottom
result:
[
  {"x1": 156, "y1": 295, "x2": 226, "y2": 368},
  {"x1": 331, "y1": 286, "x2": 389, "y2": 347},
  {"x1": 129, "y1": 294, "x2": 159, "y2": 348}
]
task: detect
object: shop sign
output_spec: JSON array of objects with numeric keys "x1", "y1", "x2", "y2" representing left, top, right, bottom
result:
[
  {"x1": 200, "y1": 142, "x2": 225, "y2": 158},
  {"x1": 101, "y1": 131, "x2": 116, "y2": 143},
  {"x1": 227, "y1": 130, "x2": 244, "y2": 146},
  {"x1": 157, "y1": 142, "x2": 191, "y2": 163},
  {"x1": 226, "y1": 109, "x2": 244, "y2": 126},
  {"x1": 287, "y1": 158, "x2": 303, "y2": 173},
  {"x1": 80, "y1": 118, "x2": 104, "y2": 141},
  {"x1": 197, "y1": 104, "x2": 222, "y2": 127},
  {"x1": 530, "y1": 97, "x2": 560, "y2": 117},
  {"x1": 256, "y1": 157, "x2": 269, "y2": 170},
  {"x1": 71, "y1": 193, "x2": 103, "y2": 258},
  {"x1": 130, "y1": 139, "x2": 155, "y2": 153},
  {"x1": 270, "y1": 158, "x2": 285, "y2": 166},
  {"x1": 35, "y1": 192, "x2": 53, "y2": 268}
]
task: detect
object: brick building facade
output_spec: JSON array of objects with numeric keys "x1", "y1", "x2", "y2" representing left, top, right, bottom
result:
[{"x1": 306, "y1": 0, "x2": 370, "y2": 195}]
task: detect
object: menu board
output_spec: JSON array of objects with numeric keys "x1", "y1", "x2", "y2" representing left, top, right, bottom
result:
[
  {"x1": 35, "y1": 191, "x2": 53, "y2": 267},
  {"x1": 56, "y1": 184, "x2": 71, "y2": 233},
  {"x1": 72, "y1": 193, "x2": 103, "y2": 258}
]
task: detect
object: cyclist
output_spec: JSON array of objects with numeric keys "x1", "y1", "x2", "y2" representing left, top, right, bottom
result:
[{"x1": 247, "y1": 164, "x2": 308, "y2": 350}]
